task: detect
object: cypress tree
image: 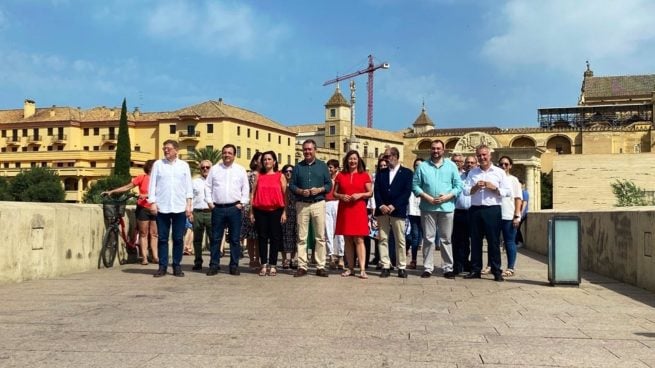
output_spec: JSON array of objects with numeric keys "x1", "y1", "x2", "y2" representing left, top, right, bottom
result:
[{"x1": 113, "y1": 98, "x2": 131, "y2": 179}]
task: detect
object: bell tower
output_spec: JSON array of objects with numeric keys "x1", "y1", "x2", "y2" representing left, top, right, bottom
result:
[{"x1": 324, "y1": 84, "x2": 351, "y2": 155}]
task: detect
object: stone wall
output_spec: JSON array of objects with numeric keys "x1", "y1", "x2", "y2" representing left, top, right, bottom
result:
[
  {"x1": 525, "y1": 208, "x2": 655, "y2": 293},
  {"x1": 0, "y1": 202, "x2": 134, "y2": 283},
  {"x1": 552, "y1": 153, "x2": 655, "y2": 210}
]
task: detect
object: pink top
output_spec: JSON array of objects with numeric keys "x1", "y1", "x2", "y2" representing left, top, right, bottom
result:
[
  {"x1": 131, "y1": 174, "x2": 150, "y2": 208},
  {"x1": 252, "y1": 171, "x2": 285, "y2": 211}
]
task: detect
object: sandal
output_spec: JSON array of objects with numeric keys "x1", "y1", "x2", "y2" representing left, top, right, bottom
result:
[
  {"x1": 269, "y1": 267, "x2": 277, "y2": 276},
  {"x1": 407, "y1": 260, "x2": 417, "y2": 270},
  {"x1": 259, "y1": 266, "x2": 268, "y2": 276},
  {"x1": 341, "y1": 269, "x2": 353, "y2": 277},
  {"x1": 502, "y1": 269, "x2": 515, "y2": 277},
  {"x1": 140, "y1": 260, "x2": 149, "y2": 265},
  {"x1": 481, "y1": 266, "x2": 491, "y2": 275},
  {"x1": 359, "y1": 271, "x2": 368, "y2": 279}
]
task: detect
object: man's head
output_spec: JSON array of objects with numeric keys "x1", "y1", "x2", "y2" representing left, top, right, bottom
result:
[
  {"x1": 221, "y1": 144, "x2": 237, "y2": 166},
  {"x1": 451, "y1": 153, "x2": 464, "y2": 170},
  {"x1": 430, "y1": 140, "x2": 445, "y2": 162},
  {"x1": 327, "y1": 159, "x2": 339, "y2": 176},
  {"x1": 475, "y1": 144, "x2": 492, "y2": 170},
  {"x1": 199, "y1": 159, "x2": 212, "y2": 178},
  {"x1": 386, "y1": 147, "x2": 400, "y2": 168},
  {"x1": 464, "y1": 155, "x2": 478, "y2": 172},
  {"x1": 162, "y1": 139, "x2": 179, "y2": 161},
  {"x1": 302, "y1": 139, "x2": 317, "y2": 162}
]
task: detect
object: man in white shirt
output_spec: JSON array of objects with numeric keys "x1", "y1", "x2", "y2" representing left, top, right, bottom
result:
[
  {"x1": 147, "y1": 139, "x2": 193, "y2": 278},
  {"x1": 205, "y1": 144, "x2": 250, "y2": 276},
  {"x1": 463, "y1": 144, "x2": 511, "y2": 282},
  {"x1": 191, "y1": 159, "x2": 213, "y2": 272}
]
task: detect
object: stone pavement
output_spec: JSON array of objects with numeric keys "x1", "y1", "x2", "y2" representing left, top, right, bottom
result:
[{"x1": 1, "y1": 249, "x2": 654, "y2": 368}]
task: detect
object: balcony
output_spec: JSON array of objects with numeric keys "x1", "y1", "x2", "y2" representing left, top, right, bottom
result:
[
  {"x1": 51, "y1": 134, "x2": 68, "y2": 144},
  {"x1": 178, "y1": 130, "x2": 201, "y2": 141},
  {"x1": 5, "y1": 136, "x2": 21, "y2": 146},
  {"x1": 101, "y1": 134, "x2": 117, "y2": 143},
  {"x1": 27, "y1": 135, "x2": 43, "y2": 145}
]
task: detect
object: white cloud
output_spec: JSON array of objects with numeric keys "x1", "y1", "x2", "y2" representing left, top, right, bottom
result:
[
  {"x1": 482, "y1": 0, "x2": 655, "y2": 74},
  {"x1": 144, "y1": 0, "x2": 287, "y2": 59}
]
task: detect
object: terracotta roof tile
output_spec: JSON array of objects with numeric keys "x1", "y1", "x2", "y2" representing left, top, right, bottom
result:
[
  {"x1": 412, "y1": 109, "x2": 434, "y2": 126},
  {"x1": 583, "y1": 74, "x2": 655, "y2": 99}
]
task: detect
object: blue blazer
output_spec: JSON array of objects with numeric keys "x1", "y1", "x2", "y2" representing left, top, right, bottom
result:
[{"x1": 373, "y1": 166, "x2": 413, "y2": 218}]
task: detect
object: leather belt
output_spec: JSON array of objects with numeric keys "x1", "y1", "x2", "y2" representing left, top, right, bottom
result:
[
  {"x1": 194, "y1": 208, "x2": 212, "y2": 212},
  {"x1": 213, "y1": 201, "x2": 240, "y2": 208}
]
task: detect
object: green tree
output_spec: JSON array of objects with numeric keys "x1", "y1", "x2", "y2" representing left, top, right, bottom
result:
[
  {"x1": 0, "y1": 176, "x2": 13, "y2": 201},
  {"x1": 611, "y1": 179, "x2": 651, "y2": 206},
  {"x1": 113, "y1": 98, "x2": 131, "y2": 180},
  {"x1": 186, "y1": 146, "x2": 222, "y2": 174},
  {"x1": 82, "y1": 175, "x2": 131, "y2": 204},
  {"x1": 9, "y1": 167, "x2": 65, "y2": 202},
  {"x1": 541, "y1": 172, "x2": 552, "y2": 209}
]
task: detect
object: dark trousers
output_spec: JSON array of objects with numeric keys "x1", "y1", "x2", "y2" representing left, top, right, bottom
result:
[
  {"x1": 192, "y1": 210, "x2": 212, "y2": 266},
  {"x1": 469, "y1": 205, "x2": 502, "y2": 276},
  {"x1": 155, "y1": 212, "x2": 186, "y2": 269},
  {"x1": 407, "y1": 215, "x2": 422, "y2": 262},
  {"x1": 452, "y1": 209, "x2": 471, "y2": 273},
  {"x1": 210, "y1": 205, "x2": 242, "y2": 269},
  {"x1": 516, "y1": 215, "x2": 527, "y2": 244},
  {"x1": 253, "y1": 207, "x2": 283, "y2": 266}
]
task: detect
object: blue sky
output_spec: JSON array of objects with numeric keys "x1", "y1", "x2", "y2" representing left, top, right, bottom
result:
[{"x1": 1, "y1": 0, "x2": 655, "y2": 131}]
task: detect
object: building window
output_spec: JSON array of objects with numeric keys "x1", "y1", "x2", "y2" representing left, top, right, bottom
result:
[
  {"x1": 188, "y1": 125, "x2": 195, "y2": 135},
  {"x1": 169, "y1": 124, "x2": 176, "y2": 134},
  {"x1": 83, "y1": 146, "x2": 89, "y2": 151},
  {"x1": 1, "y1": 130, "x2": 5, "y2": 138},
  {"x1": 247, "y1": 128, "x2": 251, "y2": 138},
  {"x1": 278, "y1": 152, "x2": 282, "y2": 163},
  {"x1": 15, "y1": 162, "x2": 21, "y2": 168},
  {"x1": 83, "y1": 128, "x2": 89, "y2": 136},
  {"x1": 237, "y1": 126, "x2": 241, "y2": 136},
  {"x1": 67, "y1": 162, "x2": 74, "y2": 167},
  {"x1": 268, "y1": 133, "x2": 271, "y2": 142},
  {"x1": 330, "y1": 108, "x2": 336, "y2": 117},
  {"x1": 47, "y1": 146, "x2": 53, "y2": 151},
  {"x1": 2, "y1": 163, "x2": 8, "y2": 168},
  {"x1": 41, "y1": 162, "x2": 47, "y2": 167},
  {"x1": 30, "y1": 162, "x2": 36, "y2": 168},
  {"x1": 90, "y1": 161, "x2": 96, "y2": 168},
  {"x1": 207, "y1": 124, "x2": 213, "y2": 134},
  {"x1": 237, "y1": 146, "x2": 241, "y2": 158},
  {"x1": 93, "y1": 146, "x2": 99, "y2": 151},
  {"x1": 21, "y1": 147, "x2": 27, "y2": 152},
  {"x1": 288, "y1": 137, "x2": 291, "y2": 146},
  {"x1": 93, "y1": 127, "x2": 99, "y2": 136},
  {"x1": 134, "y1": 145, "x2": 140, "y2": 152},
  {"x1": 364, "y1": 146, "x2": 368, "y2": 157},
  {"x1": 56, "y1": 163, "x2": 63, "y2": 167},
  {"x1": 11, "y1": 147, "x2": 17, "y2": 152},
  {"x1": 47, "y1": 127, "x2": 54, "y2": 136},
  {"x1": 247, "y1": 148, "x2": 252, "y2": 159},
  {"x1": 187, "y1": 145, "x2": 195, "y2": 152},
  {"x1": 22, "y1": 128, "x2": 27, "y2": 136},
  {"x1": 287, "y1": 155, "x2": 291, "y2": 164},
  {"x1": 329, "y1": 142, "x2": 335, "y2": 149},
  {"x1": 206, "y1": 145, "x2": 213, "y2": 150},
  {"x1": 375, "y1": 148, "x2": 379, "y2": 158},
  {"x1": 329, "y1": 125, "x2": 336, "y2": 135},
  {"x1": 108, "y1": 145, "x2": 115, "y2": 150},
  {"x1": 0, "y1": 148, "x2": 5, "y2": 152},
  {"x1": 256, "y1": 130, "x2": 259, "y2": 140}
]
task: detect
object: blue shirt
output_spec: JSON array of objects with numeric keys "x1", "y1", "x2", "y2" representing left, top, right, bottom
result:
[
  {"x1": 412, "y1": 158, "x2": 463, "y2": 213},
  {"x1": 455, "y1": 171, "x2": 471, "y2": 210}
]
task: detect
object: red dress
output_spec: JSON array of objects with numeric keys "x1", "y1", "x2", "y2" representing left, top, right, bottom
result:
[{"x1": 335, "y1": 171, "x2": 371, "y2": 236}]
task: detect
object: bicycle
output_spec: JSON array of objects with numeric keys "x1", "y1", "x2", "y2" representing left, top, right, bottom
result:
[{"x1": 101, "y1": 193, "x2": 140, "y2": 268}]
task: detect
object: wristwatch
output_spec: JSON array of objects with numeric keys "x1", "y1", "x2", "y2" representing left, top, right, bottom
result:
[{"x1": 513, "y1": 215, "x2": 520, "y2": 219}]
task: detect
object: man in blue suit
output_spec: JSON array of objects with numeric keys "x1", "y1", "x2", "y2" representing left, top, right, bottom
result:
[{"x1": 374, "y1": 147, "x2": 414, "y2": 278}]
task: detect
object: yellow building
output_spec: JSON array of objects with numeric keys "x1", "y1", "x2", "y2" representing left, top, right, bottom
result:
[{"x1": 0, "y1": 99, "x2": 296, "y2": 202}]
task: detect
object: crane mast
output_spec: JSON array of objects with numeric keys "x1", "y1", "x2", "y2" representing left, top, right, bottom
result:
[{"x1": 323, "y1": 55, "x2": 389, "y2": 128}]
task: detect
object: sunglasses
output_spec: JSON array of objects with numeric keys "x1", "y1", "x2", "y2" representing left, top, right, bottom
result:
[
  {"x1": 500, "y1": 162, "x2": 511, "y2": 167},
  {"x1": 201, "y1": 166, "x2": 211, "y2": 169},
  {"x1": 284, "y1": 170, "x2": 293, "y2": 173}
]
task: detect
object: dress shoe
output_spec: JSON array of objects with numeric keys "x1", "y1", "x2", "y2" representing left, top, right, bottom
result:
[
  {"x1": 229, "y1": 267, "x2": 240, "y2": 276},
  {"x1": 293, "y1": 268, "x2": 307, "y2": 277},
  {"x1": 420, "y1": 271, "x2": 432, "y2": 278},
  {"x1": 494, "y1": 274, "x2": 505, "y2": 282},
  {"x1": 153, "y1": 267, "x2": 167, "y2": 278},
  {"x1": 173, "y1": 266, "x2": 185, "y2": 277},
  {"x1": 463, "y1": 272, "x2": 481, "y2": 279},
  {"x1": 398, "y1": 269, "x2": 408, "y2": 278},
  {"x1": 192, "y1": 264, "x2": 202, "y2": 271},
  {"x1": 379, "y1": 268, "x2": 391, "y2": 278},
  {"x1": 443, "y1": 271, "x2": 456, "y2": 279},
  {"x1": 206, "y1": 267, "x2": 219, "y2": 276},
  {"x1": 316, "y1": 268, "x2": 329, "y2": 277}
]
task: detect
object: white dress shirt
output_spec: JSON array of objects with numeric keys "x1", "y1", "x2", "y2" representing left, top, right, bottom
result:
[
  {"x1": 147, "y1": 158, "x2": 193, "y2": 214},
  {"x1": 464, "y1": 165, "x2": 510, "y2": 206},
  {"x1": 501, "y1": 174, "x2": 522, "y2": 220},
  {"x1": 192, "y1": 176, "x2": 210, "y2": 210},
  {"x1": 205, "y1": 162, "x2": 250, "y2": 205}
]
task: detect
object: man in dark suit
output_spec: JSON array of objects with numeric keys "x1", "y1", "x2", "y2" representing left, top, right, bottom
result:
[{"x1": 374, "y1": 147, "x2": 413, "y2": 278}]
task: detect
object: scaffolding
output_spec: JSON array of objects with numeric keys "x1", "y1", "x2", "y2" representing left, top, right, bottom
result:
[{"x1": 538, "y1": 104, "x2": 653, "y2": 128}]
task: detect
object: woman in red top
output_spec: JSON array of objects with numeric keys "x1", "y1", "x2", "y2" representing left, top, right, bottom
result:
[
  {"x1": 334, "y1": 150, "x2": 373, "y2": 279},
  {"x1": 103, "y1": 159, "x2": 158, "y2": 265},
  {"x1": 250, "y1": 151, "x2": 287, "y2": 276}
]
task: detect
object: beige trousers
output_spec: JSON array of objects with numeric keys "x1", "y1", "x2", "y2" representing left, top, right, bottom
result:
[
  {"x1": 296, "y1": 201, "x2": 327, "y2": 270},
  {"x1": 378, "y1": 215, "x2": 407, "y2": 270}
]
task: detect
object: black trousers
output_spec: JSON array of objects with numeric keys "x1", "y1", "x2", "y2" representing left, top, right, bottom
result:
[
  {"x1": 253, "y1": 207, "x2": 283, "y2": 266},
  {"x1": 452, "y1": 209, "x2": 471, "y2": 273},
  {"x1": 469, "y1": 205, "x2": 502, "y2": 276}
]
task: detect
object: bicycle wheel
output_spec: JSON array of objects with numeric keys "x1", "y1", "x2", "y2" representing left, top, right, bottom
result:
[{"x1": 102, "y1": 227, "x2": 119, "y2": 268}]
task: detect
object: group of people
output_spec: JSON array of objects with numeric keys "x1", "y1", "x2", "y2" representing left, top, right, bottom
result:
[{"x1": 106, "y1": 138, "x2": 528, "y2": 282}]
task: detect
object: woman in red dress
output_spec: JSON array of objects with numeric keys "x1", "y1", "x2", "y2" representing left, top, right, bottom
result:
[{"x1": 334, "y1": 150, "x2": 373, "y2": 279}]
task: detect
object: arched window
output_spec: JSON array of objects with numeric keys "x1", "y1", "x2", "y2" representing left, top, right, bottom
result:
[
  {"x1": 445, "y1": 138, "x2": 459, "y2": 150},
  {"x1": 511, "y1": 136, "x2": 536, "y2": 148},
  {"x1": 417, "y1": 140, "x2": 432, "y2": 150},
  {"x1": 546, "y1": 135, "x2": 572, "y2": 154}
]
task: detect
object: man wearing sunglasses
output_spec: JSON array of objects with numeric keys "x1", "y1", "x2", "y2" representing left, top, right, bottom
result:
[{"x1": 191, "y1": 159, "x2": 214, "y2": 272}]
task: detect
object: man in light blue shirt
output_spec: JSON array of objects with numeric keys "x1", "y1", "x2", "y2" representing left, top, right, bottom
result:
[{"x1": 412, "y1": 140, "x2": 463, "y2": 279}]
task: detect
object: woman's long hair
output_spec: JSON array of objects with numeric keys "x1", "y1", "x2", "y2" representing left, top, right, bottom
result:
[
  {"x1": 258, "y1": 151, "x2": 279, "y2": 174},
  {"x1": 341, "y1": 150, "x2": 366, "y2": 174}
]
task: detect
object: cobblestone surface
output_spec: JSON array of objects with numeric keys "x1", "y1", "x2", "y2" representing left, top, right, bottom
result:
[{"x1": 1, "y1": 249, "x2": 654, "y2": 367}]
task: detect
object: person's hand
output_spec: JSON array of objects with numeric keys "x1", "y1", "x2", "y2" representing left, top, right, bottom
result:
[
  {"x1": 250, "y1": 212, "x2": 255, "y2": 223},
  {"x1": 236, "y1": 203, "x2": 244, "y2": 210},
  {"x1": 302, "y1": 189, "x2": 310, "y2": 197},
  {"x1": 309, "y1": 187, "x2": 322, "y2": 196},
  {"x1": 281, "y1": 211, "x2": 287, "y2": 224},
  {"x1": 150, "y1": 203, "x2": 158, "y2": 215}
]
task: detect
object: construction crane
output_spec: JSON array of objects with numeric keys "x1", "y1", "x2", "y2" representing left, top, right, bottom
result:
[{"x1": 323, "y1": 55, "x2": 389, "y2": 128}]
